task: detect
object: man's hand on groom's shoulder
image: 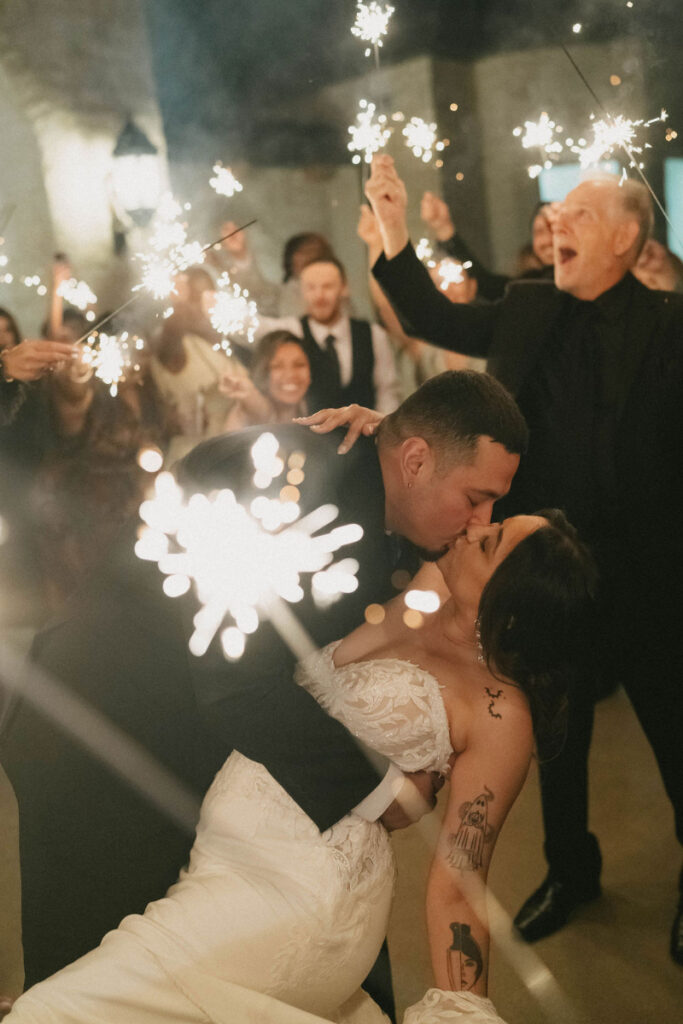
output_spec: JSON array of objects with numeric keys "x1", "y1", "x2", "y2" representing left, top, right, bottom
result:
[
  {"x1": 380, "y1": 770, "x2": 444, "y2": 831},
  {"x1": 293, "y1": 404, "x2": 384, "y2": 454}
]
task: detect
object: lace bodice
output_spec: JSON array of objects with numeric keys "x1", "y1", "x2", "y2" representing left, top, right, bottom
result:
[{"x1": 295, "y1": 641, "x2": 453, "y2": 776}]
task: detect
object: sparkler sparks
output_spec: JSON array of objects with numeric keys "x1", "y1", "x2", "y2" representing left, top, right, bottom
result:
[
  {"x1": 571, "y1": 110, "x2": 668, "y2": 169},
  {"x1": 136, "y1": 438, "x2": 364, "y2": 660},
  {"x1": 209, "y1": 164, "x2": 244, "y2": 199},
  {"x1": 134, "y1": 191, "x2": 205, "y2": 301},
  {"x1": 348, "y1": 99, "x2": 392, "y2": 165},
  {"x1": 415, "y1": 237, "x2": 435, "y2": 267},
  {"x1": 57, "y1": 277, "x2": 97, "y2": 311},
  {"x1": 402, "y1": 117, "x2": 446, "y2": 163},
  {"x1": 82, "y1": 331, "x2": 144, "y2": 396},
  {"x1": 207, "y1": 273, "x2": 259, "y2": 345},
  {"x1": 351, "y1": 2, "x2": 394, "y2": 57},
  {"x1": 513, "y1": 112, "x2": 564, "y2": 177},
  {"x1": 436, "y1": 258, "x2": 472, "y2": 290}
]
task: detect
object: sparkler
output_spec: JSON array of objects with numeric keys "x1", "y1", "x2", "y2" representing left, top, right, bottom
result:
[
  {"x1": 136, "y1": 436, "x2": 363, "y2": 660},
  {"x1": 561, "y1": 44, "x2": 682, "y2": 250},
  {"x1": 512, "y1": 112, "x2": 565, "y2": 178},
  {"x1": 81, "y1": 330, "x2": 145, "y2": 396},
  {"x1": 348, "y1": 99, "x2": 392, "y2": 165},
  {"x1": 207, "y1": 273, "x2": 260, "y2": 346},
  {"x1": 134, "y1": 191, "x2": 206, "y2": 302},
  {"x1": 402, "y1": 117, "x2": 446, "y2": 163},
  {"x1": 351, "y1": 2, "x2": 394, "y2": 64},
  {"x1": 571, "y1": 110, "x2": 668, "y2": 169},
  {"x1": 415, "y1": 237, "x2": 435, "y2": 267},
  {"x1": 209, "y1": 164, "x2": 244, "y2": 198},
  {"x1": 436, "y1": 258, "x2": 473, "y2": 291},
  {"x1": 73, "y1": 221, "x2": 257, "y2": 347},
  {"x1": 57, "y1": 277, "x2": 97, "y2": 311}
]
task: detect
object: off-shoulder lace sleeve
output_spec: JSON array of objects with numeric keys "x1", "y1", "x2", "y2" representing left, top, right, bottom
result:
[
  {"x1": 295, "y1": 643, "x2": 452, "y2": 775},
  {"x1": 404, "y1": 989, "x2": 507, "y2": 1023}
]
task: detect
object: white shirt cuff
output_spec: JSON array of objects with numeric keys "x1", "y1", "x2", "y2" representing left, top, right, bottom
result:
[{"x1": 352, "y1": 763, "x2": 405, "y2": 821}]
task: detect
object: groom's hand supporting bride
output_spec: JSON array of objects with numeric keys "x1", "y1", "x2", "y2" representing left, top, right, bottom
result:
[{"x1": 380, "y1": 770, "x2": 445, "y2": 831}]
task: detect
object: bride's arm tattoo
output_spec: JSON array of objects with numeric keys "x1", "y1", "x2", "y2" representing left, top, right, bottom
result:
[
  {"x1": 484, "y1": 687, "x2": 504, "y2": 719},
  {"x1": 445, "y1": 785, "x2": 495, "y2": 872},
  {"x1": 446, "y1": 922, "x2": 484, "y2": 991}
]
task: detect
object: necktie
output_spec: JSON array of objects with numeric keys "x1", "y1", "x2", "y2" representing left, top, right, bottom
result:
[{"x1": 323, "y1": 333, "x2": 341, "y2": 393}]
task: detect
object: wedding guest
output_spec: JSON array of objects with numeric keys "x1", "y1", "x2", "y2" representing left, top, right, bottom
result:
[
  {"x1": 420, "y1": 191, "x2": 555, "y2": 301},
  {"x1": 357, "y1": 206, "x2": 483, "y2": 399},
  {"x1": 235, "y1": 255, "x2": 400, "y2": 414},
  {"x1": 220, "y1": 330, "x2": 311, "y2": 430},
  {"x1": 149, "y1": 267, "x2": 247, "y2": 463},
  {"x1": 210, "y1": 223, "x2": 336, "y2": 318}
]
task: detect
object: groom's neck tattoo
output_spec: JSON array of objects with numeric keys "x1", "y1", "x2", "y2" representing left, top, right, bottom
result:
[
  {"x1": 484, "y1": 687, "x2": 504, "y2": 719},
  {"x1": 445, "y1": 785, "x2": 495, "y2": 873},
  {"x1": 446, "y1": 921, "x2": 483, "y2": 991}
]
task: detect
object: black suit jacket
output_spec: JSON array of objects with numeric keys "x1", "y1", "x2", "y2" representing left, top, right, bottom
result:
[
  {"x1": 1, "y1": 425, "x2": 404, "y2": 983},
  {"x1": 373, "y1": 244, "x2": 683, "y2": 626}
]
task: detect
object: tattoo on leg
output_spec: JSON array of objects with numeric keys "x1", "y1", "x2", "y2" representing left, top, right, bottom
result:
[
  {"x1": 446, "y1": 786, "x2": 495, "y2": 871},
  {"x1": 446, "y1": 922, "x2": 483, "y2": 991},
  {"x1": 484, "y1": 687, "x2": 504, "y2": 719}
]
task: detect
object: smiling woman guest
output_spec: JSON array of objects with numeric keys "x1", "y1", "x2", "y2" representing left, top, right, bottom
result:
[{"x1": 220, "y1": 329, "x2": 312, "y2": 430}]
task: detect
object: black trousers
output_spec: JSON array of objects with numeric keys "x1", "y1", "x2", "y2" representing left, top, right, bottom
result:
[{"x1": 538, "y1": 614, "x2": 683, "y2": 885}]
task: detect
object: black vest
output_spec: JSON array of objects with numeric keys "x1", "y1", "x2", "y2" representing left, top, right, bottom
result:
[{"x1": 298, "y1": 317, "x2": 376, "y2": 411}]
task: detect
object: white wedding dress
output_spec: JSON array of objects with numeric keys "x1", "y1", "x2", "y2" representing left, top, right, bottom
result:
[{"x1": 7, "y1": 642, "x2": 453, "y2": 1023}]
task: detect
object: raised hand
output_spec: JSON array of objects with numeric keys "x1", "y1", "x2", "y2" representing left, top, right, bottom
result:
[
  {"x1": 364, "y1": 155, "x2": 409, "y2": 259},
  {"x1": 0, "y1": 338, "x2": 76, "y2": 382},
  {"x1": 294, "y1": 403, "x2": 384, "y2": 454},
  {"x1": 420, "y1": 191, "x2": 455, "y2": 242},
  {"x1": 218, "y1": 372, "x2": 256, "y2": 402}
]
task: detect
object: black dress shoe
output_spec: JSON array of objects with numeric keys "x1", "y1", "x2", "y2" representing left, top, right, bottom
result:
[
  {"x1": 671, "y1": 900, "x2": 683, "y2": 965},
  {"x1": 513, "y1": 875, "x2": 601, "y2": 942}
]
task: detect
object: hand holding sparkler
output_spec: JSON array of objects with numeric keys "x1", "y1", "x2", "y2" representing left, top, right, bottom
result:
[
  {"x1": 0, "y1": 338, "x2": 76, "y2": 382},
  {"x1": 364, "y1": 155, "x2": 409, "y2": 259},
  {"x1": 420, "y1": 191, "x2": 455, "y2": 242}
]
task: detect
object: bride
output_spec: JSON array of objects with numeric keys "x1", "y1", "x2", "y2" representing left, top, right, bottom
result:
[{"x1": 4, "y1": 509, "x2": 595, "y2": 1024}]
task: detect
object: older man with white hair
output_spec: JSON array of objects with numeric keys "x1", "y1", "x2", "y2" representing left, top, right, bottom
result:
[{"x1": 364, "y1": 156, "x2": 683, "y2": 964}]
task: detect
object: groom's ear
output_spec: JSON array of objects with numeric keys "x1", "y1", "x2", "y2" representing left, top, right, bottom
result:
[{"x1": 399, "y1": 436, "x2": 434, "y2": 487}]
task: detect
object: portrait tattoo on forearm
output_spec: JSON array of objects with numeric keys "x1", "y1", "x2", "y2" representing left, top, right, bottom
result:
[
  {"x1": 446, "y1": 922, "x2": 484, "y2": 991},
  {"x1": 446, "y1": 786, "x2": 495, "y2": 871},
  {"x1": 484, "y1": 687, "x2": 504, "y2": 719}
]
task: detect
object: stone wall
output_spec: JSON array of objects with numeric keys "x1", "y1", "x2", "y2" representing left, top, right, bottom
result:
[{"x1": 0, "y1": 0, "x2": 168, "y2": 331}]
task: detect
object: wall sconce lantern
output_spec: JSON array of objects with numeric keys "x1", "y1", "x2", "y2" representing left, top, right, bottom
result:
[{"x1": 111, "y1": 119, "x2": 162, "y2": 251}]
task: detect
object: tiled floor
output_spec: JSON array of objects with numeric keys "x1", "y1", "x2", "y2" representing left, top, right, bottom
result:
[{"x1": 2, "y1": 677, "x2": 681, "y2": 1019}]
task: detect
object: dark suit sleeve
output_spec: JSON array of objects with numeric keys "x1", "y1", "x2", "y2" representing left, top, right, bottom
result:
[
  {"x1": 440, "y1": 232, "x2": 510, "y2": 303},
  {"x1": 181, "y1": 428, "x2": 391, "y2": 833},
  {"x1": 372, "y1": 243, "x2": 497, "y2": 359}
]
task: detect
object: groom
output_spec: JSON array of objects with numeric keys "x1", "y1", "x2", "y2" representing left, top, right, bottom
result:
[{"x1": 2, "y1": 371, "x2": 526, "y2": 1015}]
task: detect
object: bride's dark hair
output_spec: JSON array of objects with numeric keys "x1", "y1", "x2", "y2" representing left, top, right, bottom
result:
[{"x1": 477, "y1": 509, "x2": 597, "y2": 760}]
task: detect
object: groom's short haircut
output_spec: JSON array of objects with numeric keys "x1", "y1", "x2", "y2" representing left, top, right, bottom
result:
[{"x1": 377, "y1": 370, "x2": 528, "y2": 467}]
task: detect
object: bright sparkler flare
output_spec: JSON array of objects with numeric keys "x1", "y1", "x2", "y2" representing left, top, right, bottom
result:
[
  {"x1": 437, "y1": 258, "x2": 472, "y2": 291},
  {"x1": 415, "y1": 237, "x2": 435, "y2": 267},
  {"x1": 571, "y1": 110, "x2": 668, "y2": 169},
  {"x1": 208, "y1": 273, "x2": 260, "y2": 344},
  {"x1": 348, "y1": 99, "x2": 392, "y2": 165},
  {"x1": 209, "y1": 164, "x2": 244, "y2": 199},
  {"x1": 82, "y1": 331, "x2": 144, "y2": 397},
  {"x1": 134, "y1": 191, "x2": 206, "y2": 301},
  {"x1": 402, "y1": 117, "x2": 446, "y2": 163},
  {"x1": 135, "y1": 439, "x2": 364, "y2": 660},
  {"x1": 351, "y1": 2, "x2": 395, "y2": 57},
  {"x1": 57, "y1": 277, "x2": 97, "y2": 311}
]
